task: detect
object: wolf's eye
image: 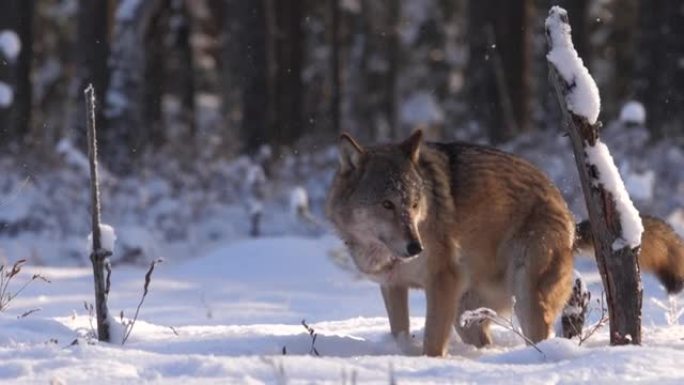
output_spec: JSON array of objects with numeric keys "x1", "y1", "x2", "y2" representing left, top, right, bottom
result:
[
  {"x1": 382, "y1": 200, "x2": 394, "y2": 210},
  {"x1": 412, "y1": 202, "x2": 419, "y2": 209}
]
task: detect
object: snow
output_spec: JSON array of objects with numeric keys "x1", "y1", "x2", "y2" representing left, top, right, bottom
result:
[
  {"x1": 56, "y1": 138, "x2": 90, "y2": 174},
  {"x1": 246, "y1": 164, "x2": 266, "y2": 186},
  {"x1": 1, "y1": 236, "x2": 684, "y2": 384},
  {"x1": 0, "y1": 81, "x2": 14, "y2": 108},
  {"x1": 115, "y1": 0, "x2": 142, "y2": 21},
  {"x1": 545, "y1": 6, "x2": 601, "y2": 125},
  {"x1": 622, "y1": 166, "x2": 655, "y2": 202},
  {"x1": 0, "y1": 30, "x2": 21, "y2": 62},
  {"x1": 585, "y1": 141, "x2": 644, "y2": 250},
  {"x1": 290, "y1": 186, "x2": 309, "y2": 215},
  {"x1": 400, "y1": 92, "x2": 445, "y2": 127},
  {"x1": 668, "y1": 209, "x2": 684, "y2": 238},
  {"x1": 87, "y1": 224, "x2": 117, "y2": 253},
  {"x1": 619, "y1": 101, "x2": 646, "y2": 125}
]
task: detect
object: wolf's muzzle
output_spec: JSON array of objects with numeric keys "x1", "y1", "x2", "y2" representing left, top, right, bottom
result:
[{"x1": 406, "y1": 241, "x2": 423, "y2": 257}]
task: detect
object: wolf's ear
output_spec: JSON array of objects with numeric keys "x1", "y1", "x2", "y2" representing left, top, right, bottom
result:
[
  {"x1": 401, "y1": 129, "x2": 423, "y2": 163},
  {"x1": 338, "y1": 133, "x2": 364, "y2": 173}
]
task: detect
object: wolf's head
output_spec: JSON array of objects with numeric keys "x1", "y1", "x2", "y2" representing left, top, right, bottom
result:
[{"x1": 326, "y1": 130, "x2": 428, "y2": 274}]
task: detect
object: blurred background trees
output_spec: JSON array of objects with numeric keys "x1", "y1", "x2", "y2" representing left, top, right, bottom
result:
[{"x1": 0, "y1": 0, "x2": 683, "y2": 174}]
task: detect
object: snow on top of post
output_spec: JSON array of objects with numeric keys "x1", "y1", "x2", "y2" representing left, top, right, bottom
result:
[
  {"x1": 0, "y1": 30, "x2": 21, "y2": 62},
  {"x1": 88, "y1": 224, "x2": 118, "y2": 253},
  {"x1": 545, "y1": 6, "x2": 601, "y2": 125},
  {"x1": 0, "y1": 81, "x2": 13, "y2": 107},
  {"x1": 584, "y1": 142, "x2": 644, "y2": 250},
  {"x1": 619, "y1": 101, "x2": 646, "y2": 125},
  {"x1": 290, "y1": 186, "x2": 309, "y2": 215}
]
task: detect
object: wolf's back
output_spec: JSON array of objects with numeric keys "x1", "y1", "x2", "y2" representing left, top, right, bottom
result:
[{"x1": 574, "y1": 215, "x2": 684, "y2": 294}]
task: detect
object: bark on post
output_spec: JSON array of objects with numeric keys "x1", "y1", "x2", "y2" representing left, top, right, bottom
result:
[
  {"x1": 546, "y1": 7, "x2": 642, "y2": 345},
  {"x1": 85, "y1": 84, "x2": 111, "y2": 342}
]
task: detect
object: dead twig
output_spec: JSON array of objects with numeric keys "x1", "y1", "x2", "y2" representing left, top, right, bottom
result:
[
  {"x1": 0, "y1": 260, "x2": 50, "y2": 312},
  {"x1": 121, "y1": 258, "x2": 163, "y2": 344},
  {"x1": 17, "y1": 308, "x2": 42, "y2": 319},
  {"x1": 301, "y1": 319, "x2": 320, "y2": 356},
  {"x1": 460, "y1": 298, "x2": 545, "y2": 356},
  {"x1": 578, "y1": 293, "x2": 609, "y2": 346}
]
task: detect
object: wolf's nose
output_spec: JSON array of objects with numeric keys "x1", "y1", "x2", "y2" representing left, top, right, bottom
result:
[{"x1": 406, "y1": 241, "x2": 423, "y2": 256}]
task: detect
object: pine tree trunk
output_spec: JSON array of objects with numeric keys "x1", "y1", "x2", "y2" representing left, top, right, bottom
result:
[
  {"x1": 0, "y1": 0, "x2": 34, "y2": 146},
  {"x1": 106, "y1": 0, "x2": 169, "y2": 172},
  {"x1": 166, "y1": 0, "x2": 195, "y2": 138},
  {"x1": 329, "y1": 0, "x2": 341, "y2": 135},
  {"x1": 467, "y1": 0, "x2": 533, "y2": 142},
  {"x1": 273, "y1": 0, "x2": 304, "y2": 146},
  {"x1": 356, "y1": 0, "x2": 399, "y2": 142},
  {"x1": 635, "y1": 0, "x2": 684, "y2": 139},
  {"x1": 74, "y1": 0, "x2": 111, "y2": 150},
  {"x1": 238, "y1": 0, "x2": 270, "y2": 153}
]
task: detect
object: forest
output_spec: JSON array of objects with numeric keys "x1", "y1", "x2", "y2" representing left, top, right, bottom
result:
[
  {"x1": 1, "y1": 0, "x2": 683, "y2": 165},
  {"x1": 1, "y1": 1, "x2": 684, "y2": 384}
]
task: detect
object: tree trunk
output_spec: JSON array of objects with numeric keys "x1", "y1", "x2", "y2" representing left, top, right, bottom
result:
[
  {"x1": 143, "y1": 5, "x2": 166, "y2": 148},
  {"x1": 74, "y1": 0, "x2": 111, "y2": 150},
  {"x1": 587, "y1": 0, "x2": 637, "y2": 121},
  {"x1": 547, "y1": 7, "x2": 642, "y2": 345},
  {"x1": 239, "y1": 0, "x2": 270, "y2": 153},
  {"x1": 106, "y1": 0, "x2": 172, "y2": 172},
  {"x1": 213, "y1": 0, "x2": 244, "y2": 151},
  {"x1": 0, "y1": 0, "x2": 34, "y2": 146},
  {"x1": 635, "y1": 0, "x2": 684, "y2": 139},
  {"x1": 329, "y1": 0, "x2": 341, "y2": 135},
  {"x1": 166, "y1": 0, "x2": 195, "y2": 138},
  {"x1": 467, "y1": 0, "x2": 532, "y2": 142},
  {"x1": 356, "y1": 0, "x2": 399, "y2": 142},
  {"x1": 272, "y1": 0, "x2": 304, "y2": 146}
]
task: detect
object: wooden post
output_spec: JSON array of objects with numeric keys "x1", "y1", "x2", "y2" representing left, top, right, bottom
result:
[
  {"x1": 85, "y1": 84, "x2": 111, "y2": 342},
  {"x1": 546, "y1": 7, "x2": 642, "y2": 345}
]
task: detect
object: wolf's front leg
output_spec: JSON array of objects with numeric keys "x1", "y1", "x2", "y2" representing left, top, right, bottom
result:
[
  {"x1": 423, "y1": 270, "x2": 460, "y2": 357},
  {"x1": 380, "y1": 285, "x2": 410, "y2": 337}
]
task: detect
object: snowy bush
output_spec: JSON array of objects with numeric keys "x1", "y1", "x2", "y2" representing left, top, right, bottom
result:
[
  {"x1": 0, "y1": 82, "x2": 14, "y2": 108},
  {"x1": 0, "y1": 260, "x2": 49, "y2": 312},
  {"x1": 619, "y1": 101, "x2": 646, "y2": 126},
  {"x1": 0, "y1": 30, "x2": 21, "y2": 62}
]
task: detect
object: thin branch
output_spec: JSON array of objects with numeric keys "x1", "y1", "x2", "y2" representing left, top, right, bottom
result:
[
  {"x1": 460, "y1": 303, "x2": 545, "y2": 356},
  {"x1": 17, "y1": 308, "x2": 42, "y2": 319},
  {"x1": 121, "y1": 258, "x2": 163, "y2": 344},
  {"x1": 578, "y1": 293, "x2": 610, "y2": 346},
  {"x1": 301, "y1": 319, "x2": 320, "y2": 356}
]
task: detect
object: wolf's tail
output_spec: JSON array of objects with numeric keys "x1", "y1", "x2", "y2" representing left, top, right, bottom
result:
[{"x1": 574, "y1": 215, "x2": 684, "y2": 294}]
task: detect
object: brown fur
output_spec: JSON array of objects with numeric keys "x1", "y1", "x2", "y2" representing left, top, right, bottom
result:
[
  {"x1": 575, "y1": 216, "x2": 684, "y2": 294},
  {"x1": 326, "y1": 130, "x2": 574, "y2": 356}
]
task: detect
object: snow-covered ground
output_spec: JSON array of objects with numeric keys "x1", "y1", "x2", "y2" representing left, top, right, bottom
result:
[{"x1": 1, "y1": 235, "x2": 684, "y2": 384}]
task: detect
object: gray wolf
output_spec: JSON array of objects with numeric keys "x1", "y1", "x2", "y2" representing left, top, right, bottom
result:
[
  {"x1": 575, "y1": 215, "x2": 684, "y2": 294},
  {"x1": 326, "y1": 130, "x2": 575, "y2": 356}
]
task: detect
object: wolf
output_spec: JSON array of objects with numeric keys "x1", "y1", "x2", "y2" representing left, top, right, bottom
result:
[
  {"x1": 575, "y1": 215, "x2": 684, "y2": 294},
  {"x1": 326, "y1": 130, "x2": 575, "y2": 356}
]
